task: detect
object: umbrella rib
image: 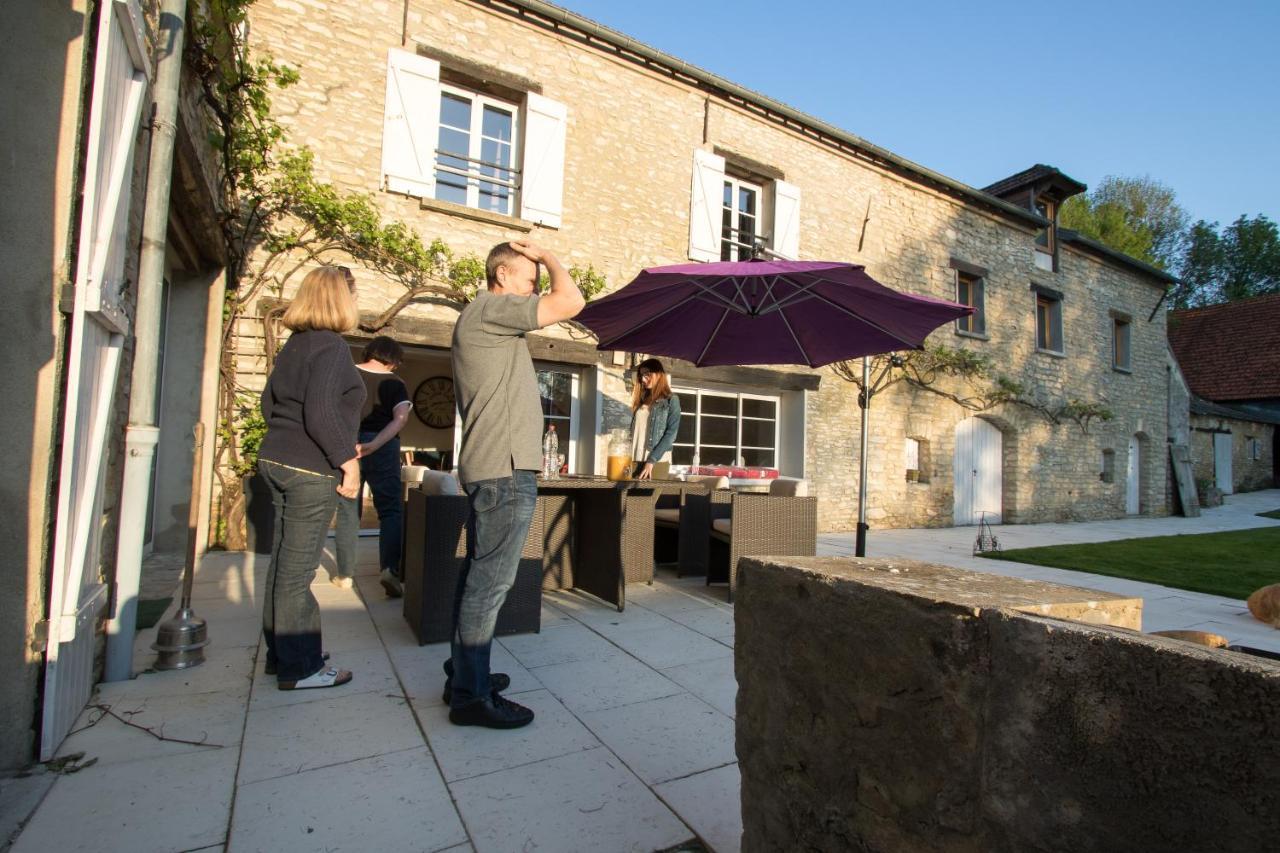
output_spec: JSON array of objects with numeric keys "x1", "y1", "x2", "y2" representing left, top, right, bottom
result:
[
  {"x1": 696, "y1": 307, "x2": 731, "y2": 366},
  {"x1": 758, "y1": 274, "x2": 819, "y2": 315},
  {"x1": 776, "y1": 305, "x2": 812, "y2": 367}
]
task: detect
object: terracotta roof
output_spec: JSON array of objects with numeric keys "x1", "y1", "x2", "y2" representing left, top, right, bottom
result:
[{"x1": 1168, "y1": 293, "x2": 1280, "y2": 401}]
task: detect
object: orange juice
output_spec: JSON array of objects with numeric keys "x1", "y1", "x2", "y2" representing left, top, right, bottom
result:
[{"x1": 606, "y1": 454, "x2": 632, "y2": 481}]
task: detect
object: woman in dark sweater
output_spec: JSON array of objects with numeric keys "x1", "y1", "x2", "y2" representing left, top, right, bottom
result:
[{"x1": 257, "y1": 266, "x2": 365, "y2": 689}]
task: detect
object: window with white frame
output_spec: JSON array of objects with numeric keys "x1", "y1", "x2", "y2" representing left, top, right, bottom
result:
[
  {"x1": 380, "y1": 50, "x2": 567, "y2": 227},
  {"x1": 672, "y1": 387, "x2": 779, "y2": 468},
  {"x1": 1034, "y1": 288, "x2": 1064, "y2": 353},
  {"x1": 435, "y1": 87, "x2": 518, "y2": 215},
  {"x1": 537, "y1": 367, "x2": 579, "y2": 473},
  {"x1": 721, "y1": 176, "x2": 763, "y2": 261}
]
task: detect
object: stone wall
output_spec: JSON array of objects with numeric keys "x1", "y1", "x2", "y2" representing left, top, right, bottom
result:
[
  {"x1": 244, "y1": 0, "x2": 1173, "y2": 530},
  {"x1": 736, "y1": 556, "x2": 1280, "y2": 853},
  {"x1": 1191, "y1": 414, "x2": 1276, "y2": 493}
]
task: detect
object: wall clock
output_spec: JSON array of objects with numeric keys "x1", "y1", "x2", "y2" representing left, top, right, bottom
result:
[{"x1": 413, "y1": 376, "x2": 456, "y2": 429}]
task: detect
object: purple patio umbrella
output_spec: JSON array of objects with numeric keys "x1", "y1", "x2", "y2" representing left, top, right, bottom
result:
[
  {"x1": 577, "y1": 258, "x2": 972, "y2": 367},
  {"x1": 578, "y1": 258, "x2": 973, "y2": 556}
]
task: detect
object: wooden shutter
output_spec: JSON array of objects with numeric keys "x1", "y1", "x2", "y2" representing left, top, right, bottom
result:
[
  {"x1": 520, "y1": 93, "x2": 567, "y2": 227},
  {"x1": 43, "y1": 0, "x2": 150, "y2": 761},
  {"x1": 771, "y1": 179, "x2": 802, "y2": 260},
  {"x1": 381, "y1": 49, "x2": 440, "y2": 198},
  {"x1": 688, "y1": 149, "x2": 725, "y2": 262}
]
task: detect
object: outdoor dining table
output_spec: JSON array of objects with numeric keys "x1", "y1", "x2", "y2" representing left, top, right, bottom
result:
[{"x1": 536, "y1": 475, "x2": 708, "y2": 611}]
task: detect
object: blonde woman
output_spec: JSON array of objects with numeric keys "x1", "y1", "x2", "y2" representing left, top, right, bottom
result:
[
  {"x1": 256, "y1": 266, "x2": 364, "y2": 689},
  {"x1": 630, "y1": 358, "x2": 681, "y2": 480}
]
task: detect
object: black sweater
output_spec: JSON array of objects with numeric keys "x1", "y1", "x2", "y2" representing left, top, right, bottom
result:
[{"x1": 258, "y1": 330, "x2": 365, "y2": 475}]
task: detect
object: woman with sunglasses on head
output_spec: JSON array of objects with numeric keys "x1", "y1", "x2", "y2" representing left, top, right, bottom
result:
[
  {"x1": 255, "y1": 265, "x2": 364, "y2": 690},
  {"x1": 629, "y1": 358, "x2": 681, "y2": 480}
]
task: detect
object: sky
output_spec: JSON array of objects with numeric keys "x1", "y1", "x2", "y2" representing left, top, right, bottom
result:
[{"x1": 553, "y1": 0, "x2": 1279, "y2": 229}]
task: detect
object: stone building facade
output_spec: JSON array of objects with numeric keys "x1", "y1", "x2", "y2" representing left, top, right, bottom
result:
[
  {"x1": 241, "y1": 0, "x2": 1174, "y2": 533},
  {"x1": 1189, "y1": 400, "x2": 1277, "y2": 496}
]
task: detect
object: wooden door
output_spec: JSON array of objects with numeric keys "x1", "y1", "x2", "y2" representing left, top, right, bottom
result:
[{"x1": 953, "y1": 418, "x2": 1002, "y2": 525}]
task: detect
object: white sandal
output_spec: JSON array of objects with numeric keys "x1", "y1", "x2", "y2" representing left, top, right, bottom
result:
[{"x1": 278, "y1": 667, "x2": 353, "y2": 690}]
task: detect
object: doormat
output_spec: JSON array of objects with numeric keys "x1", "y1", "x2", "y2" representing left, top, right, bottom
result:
[{"x1": 135, "y1": 597, "x2": 173, "y2": 630}]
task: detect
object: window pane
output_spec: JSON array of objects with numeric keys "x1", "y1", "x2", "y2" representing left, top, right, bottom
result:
[
  {"x1": 741, "y1": 398, "x2": 776, "y2": 419},
  {"x1": 1037, "y1": 299, "x2": 1049, "y2": 349},
  {"x1": 700, "y1": 415, "x2": 736, "y2": 446},
  {"x1": 740, "y1": 418, "x2": 775, "y2": 447},
  {"x1": 672, "y1": 445, "x2": 694, "y2": 465},
  {"x1": 438, "y1": 126, "x2": 469, "y2": 157},
  {"x1": 537, "y1": 371, "x2": 572, "y2": 417},
  {"x1": 741, "y1": 448, "x2": 775, "y2": 468},
  {"x1": 723, "y1": 181, "x2": 733, "y2": 206},
  {"x1": 481, "y1": 106, "x2": 513, "y2": 143},
  {"x1": 440, "y1": 93, "x2": 471, "y2": 130},
  {"x1": 676, "y1": 415, "x2": 696, "y2": 444},
  {"x1": 738, "y1": 187, "x2": 756, "y2": 216},
  {"x1": 701, "y1": 394, "x2": 736, "y2": 416},
  {"x1": 700, "y1": 446, "x2": 736, "y2": 465}
]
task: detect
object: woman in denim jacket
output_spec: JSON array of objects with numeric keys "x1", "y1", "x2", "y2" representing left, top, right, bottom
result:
[{"x1": 630, "y1": 358, "x2": 681, "y2": 480}]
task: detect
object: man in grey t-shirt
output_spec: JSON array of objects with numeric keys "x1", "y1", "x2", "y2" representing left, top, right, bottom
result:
[{"x1": 445, "y1": 240, "x2": 584, "y2": 729}]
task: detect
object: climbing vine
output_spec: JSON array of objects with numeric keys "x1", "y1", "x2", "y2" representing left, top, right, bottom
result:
[
  {"x1": 188, "y1": 1, "x2": 604, "y2": 546},
  {"x1": 831, "y1": 345, "x2": 1115, "y2": 433}
]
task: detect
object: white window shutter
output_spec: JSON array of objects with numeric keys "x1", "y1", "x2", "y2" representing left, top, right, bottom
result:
[
  {"x1": 381, "y1": 50, "x2": 440, "y2": 198},
  {"x1": 772, "y1": 179, "x2": 802, "y2": 260},
  {"x1": 689, "y1": 149, "x2": 725, "y2": 262},
  {"x1": 520, "y1": 93, "x2": 568, "y2": 227}
]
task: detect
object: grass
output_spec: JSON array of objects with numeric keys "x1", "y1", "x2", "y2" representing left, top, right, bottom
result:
[
  {"x1": 1258, "y1": 508, "x2": 1280, "y2": 520},
  {"x1": 979, "y1": 526, "x2": 1280, "y2": 600}
]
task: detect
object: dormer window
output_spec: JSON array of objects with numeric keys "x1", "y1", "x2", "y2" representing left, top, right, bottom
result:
[{"x1": 1034, "y1": 198, "x2": 1055, "y2": 253}]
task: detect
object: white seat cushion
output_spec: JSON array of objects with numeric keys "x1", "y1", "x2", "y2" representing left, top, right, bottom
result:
[
  {"x1": 401, "y1": 465, "x2": 428, "y2": 483},
  {"x1": 654, "y1": 508, "x2": 680, "y2": 524},
  {"x1": 711, "y1": 518, "x2": 732, "y2": 536},
  {"x1": 769, "y1": 477, "x2": 809, "y2": 497},
  {"x1": 421, "y1": 470, "x2": 461, "y2": 496}
]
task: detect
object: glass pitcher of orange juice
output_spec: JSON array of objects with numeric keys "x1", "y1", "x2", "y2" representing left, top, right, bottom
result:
[{"x1": 606, "y1": 429, "x2": 632, "y2": 481}]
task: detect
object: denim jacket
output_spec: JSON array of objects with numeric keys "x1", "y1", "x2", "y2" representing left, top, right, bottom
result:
[{"x1": 641, "y1": 395, "x2": 682, "y2": 464}]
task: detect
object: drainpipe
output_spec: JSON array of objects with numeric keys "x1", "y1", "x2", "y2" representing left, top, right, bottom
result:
[{"x1": 105, "y1": 0, "x2": 187, "y2": 681}]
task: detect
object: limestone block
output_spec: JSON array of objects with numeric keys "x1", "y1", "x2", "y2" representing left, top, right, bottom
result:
[{"x1": 1248, "y1": 584, "x2": 1280, "y2": 628}]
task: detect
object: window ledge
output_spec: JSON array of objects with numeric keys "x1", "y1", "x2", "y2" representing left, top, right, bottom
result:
[
  {"x1": 1035, "y1": 347, "x2": 1067, "y2": 359},
  {"x1": 1112, "y1": 365, "x2": 1133, "y2": 375},
  {"x1": 954, "y1": 329, "x2": 990, "y2": 341},
  {"x1": 416, "y1": 196, "x2": 540, "y2": 232}
]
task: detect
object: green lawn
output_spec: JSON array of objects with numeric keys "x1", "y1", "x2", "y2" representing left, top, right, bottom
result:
[
  {"x1": 1258, "y1": 509, "x2": 1280, "y2": 520},
  {"x1": 979, "y1": 526, "x2": 1280, "y2": 600}
]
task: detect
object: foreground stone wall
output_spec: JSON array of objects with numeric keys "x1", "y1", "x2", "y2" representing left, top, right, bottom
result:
[{"x1": 736, "y1": 556, "x2": 1280, "y2": 853}]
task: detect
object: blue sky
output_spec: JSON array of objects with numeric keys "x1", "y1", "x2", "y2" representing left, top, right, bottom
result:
[{"x1": 554, "y1": 0, "x2": 1278, "y2": 228}]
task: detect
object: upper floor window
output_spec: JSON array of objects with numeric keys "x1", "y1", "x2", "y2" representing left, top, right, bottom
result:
[
  {"x1": 954, "y1": 270, "x2": 986, "y2": 336},
  {"x1": 689, "y1": 149, "x2": 800, "y2": 262},
  {"x1": 1034, "y1": 288, "x2": 1064, "y2": 354},
  {"x1": 672, "y1": 387, "x2": 779, "y2": 468},
  {"x1": 435, "y1": 87, "x2": 518, "y2": 215},
  {"x1": 1112, "y1": 315, "x2": 1132, "y2": 372},
  {"x1": 721, "y1": 176, "x2": 763, "y2": 261},
  {"x1": 1034, "y1": 198, "x2": 1056, "y2": 253},
  {"x1": 380, "y1": 49, "x2": 567, "y2": 227}
]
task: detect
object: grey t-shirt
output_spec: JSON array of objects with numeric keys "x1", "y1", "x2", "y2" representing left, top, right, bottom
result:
[{"x1": 451, "y1": 289, "x2": 543, "y2": 484}]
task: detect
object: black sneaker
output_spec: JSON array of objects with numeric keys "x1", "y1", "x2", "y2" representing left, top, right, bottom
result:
[
  {"x1": 442, "y1": 672, "x2": 510, "y2": 705},
  {"x1": 448, "y1": 692, "x2": 535, "y2": 729}
]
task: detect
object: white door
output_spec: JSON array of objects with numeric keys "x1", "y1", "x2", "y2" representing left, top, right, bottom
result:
[
  {"x1": 1214, "y1": 433, "x2": 1234, "y2": 495},
  {"x1": 42, "y1": 0, "x2": 150, "y2": 761},
  {"x1": 1126, "y1": 436, "x2": 1141, "y2": 515},
  {"x1": 953, "y1": 417, "x2": 1002, "y2": 525}
]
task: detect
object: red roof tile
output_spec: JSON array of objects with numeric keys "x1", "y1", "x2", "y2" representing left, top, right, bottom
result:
[{"x1": 1168, "y1": 293, "x2": 1280, "y2": 401}]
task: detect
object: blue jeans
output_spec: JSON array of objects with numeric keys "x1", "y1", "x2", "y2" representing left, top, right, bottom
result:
[
  {"x1": 449, "y1": 470, "x2": 537, "y2": 707},
  {"x1": 259, "y1": 460, "x2": 335, "y2": 683},
  {"x1": 334, "y1": 432, "x2": 403, "y2": 577}
]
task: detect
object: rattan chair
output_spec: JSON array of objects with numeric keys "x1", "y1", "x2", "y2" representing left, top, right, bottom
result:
[
  {"x1": 654, "y1": 475, "x2": 729, "y2": 575},
  {"x1": 401, "y1": 488, "x2": 542, "y2": 645},
  {"x1": 706, "y1": 478, "x2": 817, "y2": 601}
]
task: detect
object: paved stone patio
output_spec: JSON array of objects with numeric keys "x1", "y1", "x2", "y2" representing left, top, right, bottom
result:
[{"x1": 4, "y1": 488, "x2": 1277, "y2": 852}]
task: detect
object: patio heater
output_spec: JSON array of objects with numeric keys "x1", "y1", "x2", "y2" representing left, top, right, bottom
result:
[{"x1": 151, "y1": 423, "x2": 209, "y2": 670}]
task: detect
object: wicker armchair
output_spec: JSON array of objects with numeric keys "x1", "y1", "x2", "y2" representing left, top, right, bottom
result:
[
  {"x1": 401, "y1": 488, "x2": 542, "y2": 645},
  {"x1": 654, "y1": 475, "x2": 729, "y2": 576},
  {"x1": 706, "y1": 478, "x2": 817, "y2": 601}
]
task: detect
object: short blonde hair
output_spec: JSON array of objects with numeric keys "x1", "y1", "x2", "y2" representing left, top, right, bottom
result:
[{"x1": 282, "y1": 266, "x2": 359, "y2": 332}]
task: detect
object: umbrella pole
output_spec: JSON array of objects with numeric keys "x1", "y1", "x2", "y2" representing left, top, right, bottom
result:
[{"x1": 856, "y1": 356, "x2": 870, "y2": 557}]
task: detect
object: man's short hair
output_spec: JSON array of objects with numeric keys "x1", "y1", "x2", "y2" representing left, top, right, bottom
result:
[
  {"x1": 485, "y1": 242, "x2": 525, "y2": 288},
  {"x1": 363, "y1": 335, "x2": 404, "y2": 367}
]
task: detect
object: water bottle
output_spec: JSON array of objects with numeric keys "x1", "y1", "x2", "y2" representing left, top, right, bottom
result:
[{"x1": 542, "y1": 424, "x2": 559, "y2": 478}]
